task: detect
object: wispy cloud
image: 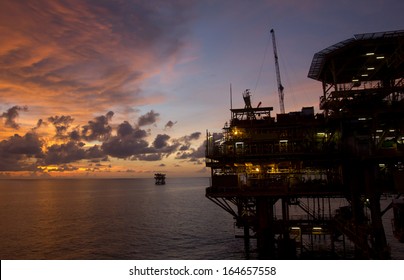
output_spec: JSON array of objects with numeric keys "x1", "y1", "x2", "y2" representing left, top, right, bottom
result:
[{"x1": 0, "y1": 0, "x2": 194, "y2": 118}]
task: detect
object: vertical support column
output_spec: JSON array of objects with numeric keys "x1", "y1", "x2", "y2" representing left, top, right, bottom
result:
[
  {"x1": 368, "y1": 194, "x2": 389, "y2": 258},
  {"x1": 343, "y1": 159, "x2": 368, "y2": 258},
  {"x1": 278, "y1": 197, "x2": 296, "y2": 258},
  {"x1": 256, "y1": 197, "x2": 275, "y2": 259},
  {"x1": 365, "y1": 165, "x2": 390, "y2": 259},
  {"x1": 243, "y1": 223, "x2": 250, "y2": 255},
  {"x1": 281, "y1": 198, "x2": 290, "y2": 240}
]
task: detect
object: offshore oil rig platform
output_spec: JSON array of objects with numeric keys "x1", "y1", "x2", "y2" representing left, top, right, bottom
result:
[
  {"x1": 205, "y1": 30, "x2": 404, "y2": 259},
  {"x1": 154, "y1": 173, "x2": 166, "y2": 185}
]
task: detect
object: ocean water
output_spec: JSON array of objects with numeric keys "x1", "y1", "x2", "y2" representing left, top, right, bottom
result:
[
  {"x1": 0, "y1": 177, "x2": 403, "y2": 260},
  {"x1": 0, "y1": 177, "x2": 248, "y2": 260}
]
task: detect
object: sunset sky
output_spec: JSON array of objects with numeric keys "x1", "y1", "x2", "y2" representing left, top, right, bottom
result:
[{"x1": 0, "y1": 0, "x2": 403, "y2": 178}]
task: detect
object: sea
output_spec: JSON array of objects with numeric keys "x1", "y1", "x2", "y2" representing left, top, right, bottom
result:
[{"x1": 0, "y1": 177, "x2": 403, "y2": 260}]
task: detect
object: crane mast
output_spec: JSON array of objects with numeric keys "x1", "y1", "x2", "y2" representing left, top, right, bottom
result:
[{"x1": 270, "y1": 29, "x2": 285, "y2": 114}]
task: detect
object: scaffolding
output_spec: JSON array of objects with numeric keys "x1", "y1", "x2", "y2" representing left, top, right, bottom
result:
[{"x1": 205, "y1": 30, "x2": 404, "y2": 259}]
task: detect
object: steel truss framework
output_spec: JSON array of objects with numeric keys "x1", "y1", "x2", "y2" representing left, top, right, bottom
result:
[{"x1": 206, "y1": 30, "x2": 404, "y2": 259}]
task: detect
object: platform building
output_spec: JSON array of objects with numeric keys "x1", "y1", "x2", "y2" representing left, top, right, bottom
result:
[{"x1": 205, "y1": 30, "x2": 404, "y2": 259}]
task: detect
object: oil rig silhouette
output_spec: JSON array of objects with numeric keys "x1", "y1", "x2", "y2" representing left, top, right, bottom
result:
[{"x1": 205, "y1": 30, "x2": 404, "y2": 259}]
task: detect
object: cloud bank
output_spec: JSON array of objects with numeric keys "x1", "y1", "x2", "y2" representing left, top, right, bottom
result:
[{"x1": 0, "y1": 106, "x2": 204, "y2": 174}]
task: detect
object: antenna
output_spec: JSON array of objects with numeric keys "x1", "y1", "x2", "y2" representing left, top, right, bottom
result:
[
  {"x1": 230, "y1": 83, "x2": 233, "y2": 110},
  {"x1": 270, "y1": 28, "x2": 285, "y2": 114},
  {"x1": 230, "y1": 83, "x2": 233, "y2": 119}
]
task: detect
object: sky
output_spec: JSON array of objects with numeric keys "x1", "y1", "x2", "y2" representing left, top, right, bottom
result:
[{"x1": 0, "y1": 0, "x2": 403, "y2": 178}]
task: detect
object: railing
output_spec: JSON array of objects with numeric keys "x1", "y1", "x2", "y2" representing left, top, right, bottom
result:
[
  {"x1": 206, "y1": 142, "x2": 340, "y2": 159},
  {"x1": 332, "y1": 215, "x2": 372, "y2": 257}
]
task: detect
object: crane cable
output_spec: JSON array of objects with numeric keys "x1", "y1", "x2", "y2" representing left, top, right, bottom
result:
[{"x1": 253, "y1": 35, "x2": 271, "y2": 94}]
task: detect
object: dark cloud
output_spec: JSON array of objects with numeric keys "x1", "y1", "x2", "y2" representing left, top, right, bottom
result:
[
  {"x1": 174, "y1": 132, "x2": 220, "y2": 162},
  {"x1": 151, "y1": 134, "x2": 181, "y2": 156},
  {"x1": 102, "y1": 120, "x2": 150, "y2": 159},
  {"x1": 137, "y1": 153, "x2": 163, "y2": 161},
  {"x1": 35, "y1": 119, "x2": 46, "y2": 130},
  {"x1": 138, "y1": 110, "x2": 159, "y2": 127},
  {"x1": 179, "y1": 132, "x2": 201, "y2": 143},
  {"x1": 179, "y1": 144, "x2": 190, "y2": 151},
  {"x1": 48, "y1": 115, "x2": 74, "y2": 138},
  {"x1": 88, "y1": 156, "x2": 109, "y2": 164},
  {"x1": 117, "y1": 121, "x2": 149, "y2": 139},
  {"x1": 86, "y1": 145, "x2": 105, "y2": 159},
  {"x1": 175, "y1": 140, "x2": 206, "y2": 163},
  {"x1": 153, "y1": 134, "x2": 171, "y2": 149},
  {"x1": 173, "y1": 131, "x2": 203, "y2": 159},
  {"x1": 69, "y1": 129, "x2": 81, "y2": 141},
  {"x1": 0, "y1": 107, "x2": 206, "y2": 173},
  {"x1": 164, "y1": 120, "x2": 177, "y2": 129},
  {"x1": 102, "y1": 122, "x2": 182, "y2": 161},
  {"x1": 102, "y1": 135, "x2": 149, "y2": 159},
  {"x1": 0, "y1": 132, "x2": 43, "y2": 156},
  {"x1": 43, "y1": 141, "x2": 105, "y2": 165},
  {"x1": 117, "y1": 121, "x2": 134, "y2": 137},
  {"x1": 191, "y1": 141, "x2": 206, "y2": 158},
  {"x1": 43, "y1": 141, "x2": 86, "y2": 165},
  {"x1": 102, "y1": 126, "x2": 202, "y2": 162},
  {"x1": 0, "y1": 132, "x2": 43, "y2": 171},
  {"x1": 0, "y1": 106, "x2": 28, "y2": 129},
  {"x1": 81, "y1": 111, "x2": 114, "y2": 141}
]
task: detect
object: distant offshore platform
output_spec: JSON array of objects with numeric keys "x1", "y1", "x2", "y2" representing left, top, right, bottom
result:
[
  {"x1": 205, "y1": 30, "x2": 404, "y2": 259},
  {"x1": 154, "y1": 173, "x2": 166, "y2": 185}
]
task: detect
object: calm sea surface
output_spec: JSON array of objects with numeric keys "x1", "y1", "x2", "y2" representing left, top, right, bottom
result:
[
  {"x1": 0, "y1": 177, "x2": 248, "y2": 260},
  {"x1": 0, "y1": 177, "x2": 403, "y2": 259}
]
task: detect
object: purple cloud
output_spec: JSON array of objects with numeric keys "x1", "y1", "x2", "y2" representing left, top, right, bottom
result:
[{"x1": 0, "y1": 106, "x2": 28, "y2": 129}]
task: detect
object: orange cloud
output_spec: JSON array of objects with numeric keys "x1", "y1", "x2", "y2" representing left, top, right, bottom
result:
[{"x1": 0, "y1": 0, "x2": 193, "y2": 120}]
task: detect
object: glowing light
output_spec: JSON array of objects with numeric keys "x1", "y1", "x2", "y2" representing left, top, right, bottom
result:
[
  {"x1": 38, "y1": 165, "x2": 60, "y2": 172},
  {"x1": 366, "y1": 52, "x2": 375, "y2": 56},
  {"x1": 312, "y1": 227, "x2": 323, "y2": 234}
]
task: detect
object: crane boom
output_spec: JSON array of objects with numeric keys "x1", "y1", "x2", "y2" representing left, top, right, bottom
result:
[{"x1": 270, "y1": 29, "x2": 285, "y2": 114}]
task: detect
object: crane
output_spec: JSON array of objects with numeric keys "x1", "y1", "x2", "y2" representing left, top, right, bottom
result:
[{"x1": 270, "y1": 29, "x2": 285, "y2": 114}]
